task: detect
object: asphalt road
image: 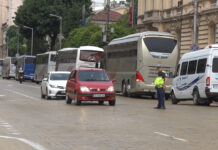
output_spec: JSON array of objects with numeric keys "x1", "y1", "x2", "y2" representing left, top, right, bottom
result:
[{"x1": 0, "y1": 78, "x2": 218, "y2": 150}]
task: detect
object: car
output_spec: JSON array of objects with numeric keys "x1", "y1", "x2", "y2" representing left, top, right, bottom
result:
[
  {"x1": 172, "y1": 44, "x2": 218, "y2": 105},
  {"x1": 41, "y1": 71, "x2": 70, "y2": 99},
  {"x1": 66, "y1": 68, "x2": 116, "y2": 105}
]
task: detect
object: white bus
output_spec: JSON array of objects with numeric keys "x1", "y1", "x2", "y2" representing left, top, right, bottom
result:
[
  {"x1": 2, "y1": 57, "x2": 16, "y2": 79},
  {"x1": 105, "y1": 31, "x2": 179, "y2": 98},
  {"x1": 56, "y1": 46, "x2": 104, "y2": 72},
  {"x1": 34, "y1": 51, "x2": 56, "y2": 83},
  {"x1": 0, "y1": 59, "x2": 3, "y2": 76}
]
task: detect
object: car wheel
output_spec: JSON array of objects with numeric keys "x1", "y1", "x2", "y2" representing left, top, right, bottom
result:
[
  {"x1": 122, "y1": 82, "x2": 127, "y2": 97},
  {"x1": 75, "y1": 93, "x2": 81, "y2": 105},
  {"x1": 46, "y1": 89, "x2": 51, "y2": 100},
  {"x1": 41, "y1": 88, "x2": 45, "y2": 99},
  {"x1": 66, "y1": 93, "x2": 72, "y2": 104},
  {"x1": 193, "y1": 90, "x2": 200, "y2": 105},
  {"x1": 98, "y1": 101, "x2": 104, "y2": 105},
  {"x1": 171, "y1": 91, "x2": 179, "y2": 104},
  {"x1": 109, "y1": 100, "x2": 116, "y2": 106}
]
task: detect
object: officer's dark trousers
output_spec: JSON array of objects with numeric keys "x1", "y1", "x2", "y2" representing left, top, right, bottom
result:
[{"x1": 157, "y1": 87, "x2": 165, "y2": 108}]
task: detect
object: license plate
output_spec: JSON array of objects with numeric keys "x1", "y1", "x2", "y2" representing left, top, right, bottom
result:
[
  {"x1": 213, "y1": 84, "x2": 218, "y2": 89},
  {"x1": 61, "y1": 91, "x2": 66, "y2": 94},
  {"x1": 92, "y1": 94, "x2": 105, "y2": 98}
]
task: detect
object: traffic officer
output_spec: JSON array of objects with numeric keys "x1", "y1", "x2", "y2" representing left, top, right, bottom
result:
[{"x1": 154, "y1": 64, "x2": 168, "y2": 109}]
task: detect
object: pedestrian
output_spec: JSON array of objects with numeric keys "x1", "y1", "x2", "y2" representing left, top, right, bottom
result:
[{"x1": 154, "y1": 64, "x2": 168, "y2": 109}]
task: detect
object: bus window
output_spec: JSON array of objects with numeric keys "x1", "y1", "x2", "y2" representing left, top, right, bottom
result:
[
  {"x1": 50, "y1": 54, "x2": 56, "y2": 62},
  {"x1": 197, "y1": 59, "x2": 207, "y2": 73},
  {"x1": 80, "y1": 51, "x2": 103, "y2": 62},
  {"x1": 143, "y1": 37, "x2": 177, "y2": 54},
  {"x1": 180, "y1": 62, "x2": 188, "y2": 76},
  {"x1": 213, "y1": 58, "x2": 218, "y2": 73}
]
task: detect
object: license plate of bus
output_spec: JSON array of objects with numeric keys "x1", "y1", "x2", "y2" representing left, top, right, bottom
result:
[{"x1": 92, "y1": 94, "x2": 105, "y2": 98}]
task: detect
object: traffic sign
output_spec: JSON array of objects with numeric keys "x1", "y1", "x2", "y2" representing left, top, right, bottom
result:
[{"x1": 191, "y1": 43, "x2": 199, "y2": 51}]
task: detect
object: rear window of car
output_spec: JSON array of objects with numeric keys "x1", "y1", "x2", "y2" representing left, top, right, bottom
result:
[
  {"x1": 50, "y1": 73, "x2": 70, "y2": 80},
  {"x1": 78, "y1": 70, "x2": 110, "y2": 81},
  {"x1": 213, "y1": 58, "x2": 218, "y2": 72}
]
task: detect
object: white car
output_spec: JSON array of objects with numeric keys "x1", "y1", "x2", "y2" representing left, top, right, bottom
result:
[{"x1": 41, "y1": 71, "x2": 70, "y2": 99}]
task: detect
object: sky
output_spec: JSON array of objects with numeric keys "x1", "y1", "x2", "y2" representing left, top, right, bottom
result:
[{"x1": 92, "y1": 0, "x2": 121, "y2": 11}]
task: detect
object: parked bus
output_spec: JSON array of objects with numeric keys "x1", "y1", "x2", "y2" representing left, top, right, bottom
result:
[
  {"x1": 2, "y1": 57, "x2": 16, "y2": 79},
  {"x1": 0, "y1": 59, "x2": 3, "y2": 76},
  {"x1": 56, "y1": 46, "x2": 104, "y2": 71},
  {"x1": 34, "y1": 51, "x2": 56, "y2": 83},
  {"x1": 105, "y1": 31, "x2": 179, "y2": 98},
  {"x1": 16, "y1": 55, "x2": 36, "y2": 80}
]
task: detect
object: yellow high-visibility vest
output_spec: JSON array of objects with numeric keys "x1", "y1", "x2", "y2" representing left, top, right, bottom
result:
[{"x1": 154, "y1": 71, "x2": 166, "y2": 88}]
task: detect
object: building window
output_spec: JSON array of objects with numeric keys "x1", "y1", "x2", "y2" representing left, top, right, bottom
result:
[{"x1": 209, "y1": 24, "x2": 216, "y2": 44}]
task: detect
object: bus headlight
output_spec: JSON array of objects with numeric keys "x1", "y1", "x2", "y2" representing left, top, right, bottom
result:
[
  {"x1": 80, "y1": 86, "x2": 90, "y2": 92},
  {"x1": 107, "y1": 86, "x2": 115, "y2": 92}
]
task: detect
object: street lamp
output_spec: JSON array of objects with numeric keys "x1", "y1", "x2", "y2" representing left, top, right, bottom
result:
[
  {"x1": 23, "y1": 25, "x2": 33, "y2": 55},
  {"x1": 49, "y1": 14, "x2": 63, "y2": 50}
]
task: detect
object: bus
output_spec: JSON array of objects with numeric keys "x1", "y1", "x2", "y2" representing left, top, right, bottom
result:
[
  {"x1": 0, "y1": 59, "x2": 3, "y2": 76},
  {"x1": 16, "y1": 55, "x2": 36, "y2": 80},
  {"x1": 2, "y1": 57, "x2": 17, "y2": 79},
  {"x1": 56, "y1": 46, "x2": 104, "y2": 71},
  {"x1": 105, "y1": 31, "x2": 179, "y2": 98},
  {"x1": 34, "y1": 51, "x2": 56, "y2": 83}
]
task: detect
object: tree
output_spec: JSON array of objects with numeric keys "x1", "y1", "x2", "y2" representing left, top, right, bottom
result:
[
  {"x1": 6, "y1": 25, "x2": 27, "y2": 57},
  {"x1": 15, "y1": 0, "x2": 92, "y2": 52}
]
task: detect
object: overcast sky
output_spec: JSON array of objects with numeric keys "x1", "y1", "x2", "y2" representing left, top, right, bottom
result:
[{"x1": 93, "y1": 0, "x2": 120, "y2": 3}]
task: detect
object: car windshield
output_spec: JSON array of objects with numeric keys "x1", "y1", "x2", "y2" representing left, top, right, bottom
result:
[
  {"x1": 78, "y1": 70, "x2": 110, "y2": 81},
  {"x1": 50, "y1": 73, "x2": 70, "y2": 80}
]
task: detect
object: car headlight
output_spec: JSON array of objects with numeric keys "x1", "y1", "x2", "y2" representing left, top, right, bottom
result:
[
  {"x1": 107, "y1": 86, "x2": 114, "y2": 92},
  {"x1": 49, "y1": 84, "x2": 57, "y2": 88},
  {"x1": 80, "y1": 86, "x2": 90, "y2": 92}
]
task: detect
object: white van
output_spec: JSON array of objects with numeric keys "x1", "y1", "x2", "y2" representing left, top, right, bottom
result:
[{"x1": 171, "y1": 44, "x2": 218, "y2": 105}]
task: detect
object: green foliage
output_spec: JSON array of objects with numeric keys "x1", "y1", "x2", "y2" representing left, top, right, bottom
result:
[
  {"x1": 64, "y1": 25, "x2": 102, "y2": 47},
  {"x1": 15, "y1": 0, "x2": 92, "y2": 52},
  {"x1": 6, "y1": 25, "x2": 27, "y2": 57}
]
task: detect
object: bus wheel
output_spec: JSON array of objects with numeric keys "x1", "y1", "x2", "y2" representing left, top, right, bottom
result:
[
  {"x1": 171, "y1": 91, "x2": 179, "y2": 104},
  {"x1": 122, "y1": 82, "x2": 127, "y2": 97},
  {"x1": 127, "y1": 83, "x2": 132, "y2": 97},
  {"x1": 193, "y1": 90, "x2": 200, "y2": 105}
]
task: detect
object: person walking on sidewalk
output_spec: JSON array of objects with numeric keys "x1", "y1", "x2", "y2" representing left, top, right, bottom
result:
[{"x1": 154, "y1": 65, "x2": 168, "y2": 109}]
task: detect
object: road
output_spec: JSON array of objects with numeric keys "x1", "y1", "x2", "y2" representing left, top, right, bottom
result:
[{"x1": 0, "y1": 78, "x2": 217, "y2": 150}]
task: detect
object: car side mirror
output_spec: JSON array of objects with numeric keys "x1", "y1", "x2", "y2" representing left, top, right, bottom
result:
[{"x1": 112, "y1": 79, "x2": 116, "y2": 82}]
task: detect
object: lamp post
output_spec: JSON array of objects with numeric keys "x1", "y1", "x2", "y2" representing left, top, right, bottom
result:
[
  {"x1": 23, "y1": 25, "x2": 33, "y2": 55},
  {"x1": 49, "y1": 14, "x2": 63, "y2": 50}
]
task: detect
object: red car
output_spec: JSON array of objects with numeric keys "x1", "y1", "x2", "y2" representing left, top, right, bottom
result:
[{"x1": 66, "y1": 68, "x2": 116, "y2": 106}]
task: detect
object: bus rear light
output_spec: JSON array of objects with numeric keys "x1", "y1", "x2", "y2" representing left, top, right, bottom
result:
[
  {"x1": 136, "y1": 72, "x2": 144, "y2": 82},
  {"x1": 206, "y1": 77, "x2": 210, "y2": 87}
]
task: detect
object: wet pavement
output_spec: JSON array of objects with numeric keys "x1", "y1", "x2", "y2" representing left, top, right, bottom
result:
[{"x1": 0, "y1": 78, "x2": 218, "y2": 150}]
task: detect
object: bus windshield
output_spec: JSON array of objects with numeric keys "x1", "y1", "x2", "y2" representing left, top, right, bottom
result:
[
  {"x1": 80, "y1": 51, "x2": 103, "y2": 62},
  {"x1": 143, "y1": 37, "x2": 177, "y2": 54},
  {"x1": 25, "y1": 57, "x2": 35, "y2": 64}
]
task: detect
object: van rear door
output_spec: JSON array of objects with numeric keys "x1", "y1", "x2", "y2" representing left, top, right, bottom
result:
[{"x1": 211, "y1": 54, "x2": 218, "y2": 93}]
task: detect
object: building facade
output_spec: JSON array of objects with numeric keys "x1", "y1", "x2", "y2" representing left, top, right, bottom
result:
[
  {"x1": 0, "y1": 0, "x2": 23, "y2": 58},
  {"x1": 137, "y1": 0, "x2": 218, "y2": 55}
]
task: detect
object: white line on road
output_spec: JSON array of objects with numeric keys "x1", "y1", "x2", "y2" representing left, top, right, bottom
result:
[
  {"x1": 0, "y1": 95, "x2": 5, "y2": 97},
  {"x1": 3, "y1": 89, "x2": 39, "y2": 101},
  {"x1": 0, "y1": 135, "x2": 48, "y2": 150},
  {"x1": 154, "y1": 132, "x2": 188, "y2": 142}
]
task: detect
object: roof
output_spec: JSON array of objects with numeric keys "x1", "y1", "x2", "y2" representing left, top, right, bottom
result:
[
  {"x1": 37, "y1": 51, "x2": 56, "y2": 56},
  {"x1": 58, "y1": 48, "x2": 77, "y2": 52},
  {"x1": 49, "y1": 71, "x2": 71, "y2": 74},
  {"x1": 79, "y1": 46, "x2": 104, "y2": 52},
  {"x1": 109, "y1": 31, "x2": 174, "y2": 45},
  {"x1": 17, "y1": 55, "x2": 36, "y2": 58},
  {"x1": 91, "y1": 9, "x2": 122, "y2": 22}
]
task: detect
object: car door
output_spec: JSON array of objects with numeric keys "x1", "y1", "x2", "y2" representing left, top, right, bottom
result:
[{"x1": 67, "y1": 71, "x2": 76, "y2": 99}]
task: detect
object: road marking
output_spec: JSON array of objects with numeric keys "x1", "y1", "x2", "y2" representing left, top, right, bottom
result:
[
  {"x1": 3, "y1": 89, "x2": 38, "y2": 101},
  {"x1": 154, "y1": 132, "x2": 188, "y2": 142},
  {"x1": 0, "y1": 95, "x2": 5, "y2": 97},
  {"x1": 0, "y1": 135, "x2": 48, "y2": 150},
  {"x1": 0, "y1": 120, "x2": 21, "y2": 136}
]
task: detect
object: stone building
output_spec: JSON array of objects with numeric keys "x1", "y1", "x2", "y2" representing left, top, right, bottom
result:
[
  {"x1": 137, "y1": 0, "x2": 218, "y2": 55},
  {"x1": 0, "y1": 0, "x2": 23, "y2": 58}
]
